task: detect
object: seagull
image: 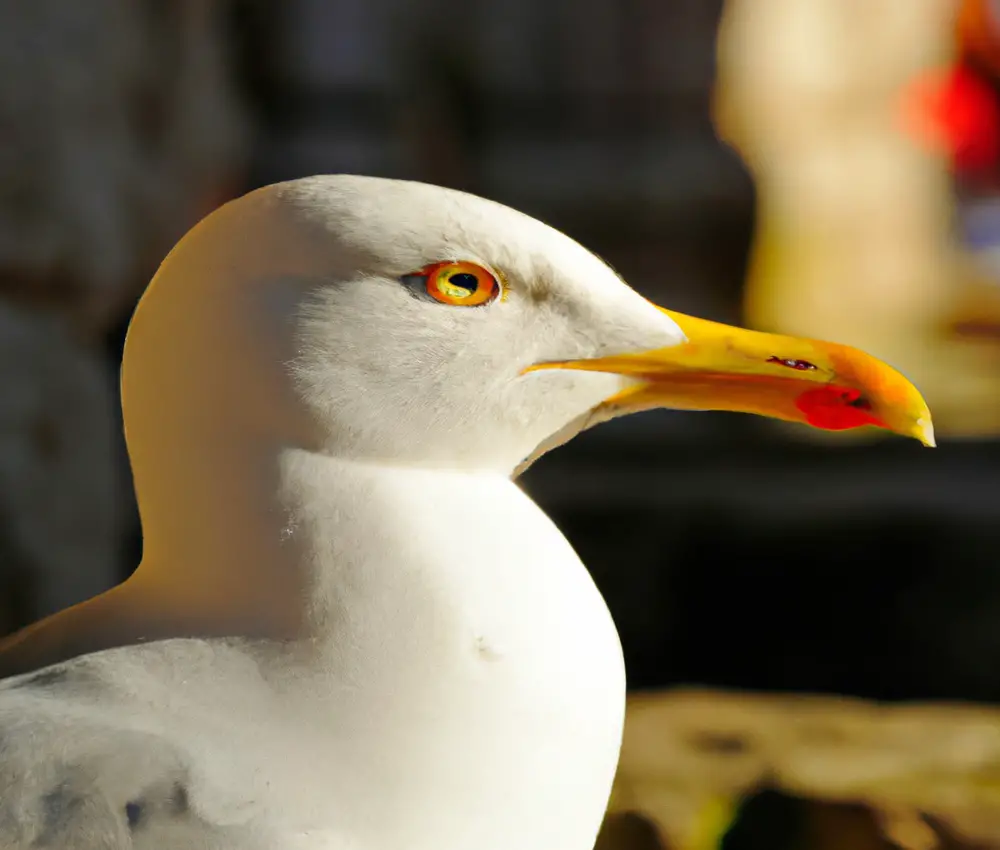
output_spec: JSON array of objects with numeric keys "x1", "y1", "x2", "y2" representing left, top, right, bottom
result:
[{"x1": 0, "y1": 175, "x2": 932, "y2": 849}]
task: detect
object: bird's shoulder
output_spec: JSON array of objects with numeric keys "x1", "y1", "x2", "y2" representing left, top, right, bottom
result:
[{"x1": 0, "y1": 637, "x2": 275, "y2": 849}]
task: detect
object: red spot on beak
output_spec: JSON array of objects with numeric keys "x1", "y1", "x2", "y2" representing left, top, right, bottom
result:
[{"x1": 795, "y1": 386, "x2": 882, "y2": 431}]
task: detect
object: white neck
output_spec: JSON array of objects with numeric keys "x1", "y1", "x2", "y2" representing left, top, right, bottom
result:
[{"x1": 110, "y1": 444, "x2": 596, "y2": 652}]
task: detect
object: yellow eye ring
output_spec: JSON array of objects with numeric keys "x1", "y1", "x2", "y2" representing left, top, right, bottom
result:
[{"x1": 417, "y1": 261, "x2": 502, "y2": 307}]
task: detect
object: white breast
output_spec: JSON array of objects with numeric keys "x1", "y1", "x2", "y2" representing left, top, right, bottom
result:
[{"x1": 270, "y1": 456, "x2": 628, "y2": 850}]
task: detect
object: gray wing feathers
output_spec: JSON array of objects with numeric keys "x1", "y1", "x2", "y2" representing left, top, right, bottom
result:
[{"x1": 0, "y1": 651, "x2": 267, "y2": 850}]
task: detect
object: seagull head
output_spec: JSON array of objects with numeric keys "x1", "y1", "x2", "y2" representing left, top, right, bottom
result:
[{"x1": 124, "y1": 174, "x2": 933, "y2": 486}]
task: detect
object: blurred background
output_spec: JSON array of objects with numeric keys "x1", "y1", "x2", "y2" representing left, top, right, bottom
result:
[{"x1": 4, "y1": 0, "x2": 1000, "y2": 847}]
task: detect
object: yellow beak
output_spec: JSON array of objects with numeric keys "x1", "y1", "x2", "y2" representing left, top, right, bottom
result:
[{"x1": 529, "y1": 308, "x2": 935, "y2": 447}]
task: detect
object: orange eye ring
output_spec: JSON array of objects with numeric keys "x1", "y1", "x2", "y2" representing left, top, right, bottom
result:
[{"x1": 418, "y1": 261, "x2": 502, "y2": 307}]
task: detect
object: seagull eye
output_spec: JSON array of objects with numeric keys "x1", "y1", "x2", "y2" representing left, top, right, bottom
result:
[{"x1": 403, "y1": 261, "x2": 502, "y2": 307}]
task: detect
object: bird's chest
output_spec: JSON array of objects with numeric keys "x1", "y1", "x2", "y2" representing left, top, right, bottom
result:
[{"x1": 280, "y1": 473, "x2": 627, "y2": 849}]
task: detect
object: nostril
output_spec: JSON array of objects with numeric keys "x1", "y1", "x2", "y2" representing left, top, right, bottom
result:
[{"x1": 767, "y1": 356, "x2": 818, "y2": 371}]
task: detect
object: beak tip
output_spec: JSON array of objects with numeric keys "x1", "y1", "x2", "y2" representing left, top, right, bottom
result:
[{"x1": 915, "y1": 417, "x2": 936, "y2": 448}]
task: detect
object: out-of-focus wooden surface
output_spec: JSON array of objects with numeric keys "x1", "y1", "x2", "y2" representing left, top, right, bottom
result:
[{"x1": 604, "y1": 689, "x2": 1000, "y2": 849}]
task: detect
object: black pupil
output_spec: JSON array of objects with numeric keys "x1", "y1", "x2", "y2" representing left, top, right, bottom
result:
[{"x1": 448, "y1": 272, "x2": 479, "y2": 294}]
